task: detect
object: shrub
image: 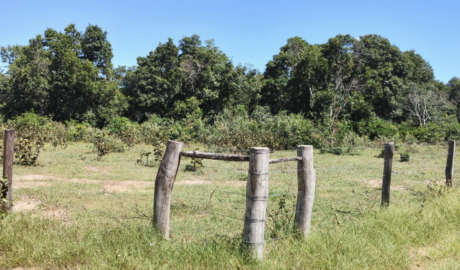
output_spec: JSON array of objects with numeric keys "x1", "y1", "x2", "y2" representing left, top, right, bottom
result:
[
  {"x1": 204, "y1": 107, "x2": 315, "y2": 152},
  {"x1": 400, "y1": 152, "x2": 410, "y2": 162},
  {"x1": 106, "y1": 117, "x2": 139, "y2": 147},
  {"x1": 357, "y1": 116, "x2": 399, "y2": 140},
  {"x1": 14, "y1": 124, "x2": 46, "y2": 166},
  {"x1": 412, "y1": 123, "x2": 445, "y2": 144},
  {"x1": 92, "y1": 130, "x2": 125, "y2": 161},
  {"x1": 66, "y1": 120, "x2": 93, "y2": 142},
  {"x1": 14, "y1": 111, "x2": 50, "y2": 128},
  {"x1": 0, "y1": 176, "x2": 8, "y2": 216}
]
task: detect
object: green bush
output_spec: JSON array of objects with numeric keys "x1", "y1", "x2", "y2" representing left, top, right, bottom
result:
[
  {"x1": 14, "y1": 124, "x2": 46, "y2": 166},
  {"x1": 14, "y1": 111, "x2": 50, "y2": 128},
  {"x1": 66, "y1": 120, "x2": 93, "y2": 142},
  {"x1": 412, "y1": 123, "x2": 445, "y2": 144},
  {"x1": 357, "y1": 116, "x2": 399, "y2": 140},
  {"x1": 91, "y1": 130, "x2": 125, "y2": 161},
  {"x1": 204, "y1": 107, "x2": 315, "y2": 152},
  {"x1": 106, "y1": 117, "x2": 138, "y2": 134},
  {"x1": 106, "y1": 117, "x2": 139, "y2": 147}
]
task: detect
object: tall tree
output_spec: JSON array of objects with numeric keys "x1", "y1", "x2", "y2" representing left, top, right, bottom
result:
[
  {"x1": 81, "y1": 24, "x2": 114, "y2": 78},
  {"x1": 123, "y1": 35, "x2": 261, "y2": 121},
  {"x1": 448, "y1": 77, "x2": 460, "y2": 123},
  {"x1": 1, "y1": 24, "x2": 125, "y2": 125}
]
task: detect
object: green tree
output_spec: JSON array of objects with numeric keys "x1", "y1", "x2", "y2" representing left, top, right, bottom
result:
[
  {"x1": 1, "y1": 24, "x2": 125, "y2": 125},
  {"x1": 448, "y1": 77, "x2": 460, "y2": 123},
  {"x1": 123, "y1": 35, "x2": 261, "y2": 121},
  {"x1": 261, "y1": 37, "x2": 316, "y2": 114},
  {"x1": 81, "y1": 24, "x2": 114, "y2": 78},
  {"x1": 1, "y1": 35, "x2": 51, "y2": 117}
]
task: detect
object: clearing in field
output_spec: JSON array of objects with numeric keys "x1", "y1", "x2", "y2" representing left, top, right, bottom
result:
[{"x1": 1, "y1": 142, "x2": 460, "y2": 269}]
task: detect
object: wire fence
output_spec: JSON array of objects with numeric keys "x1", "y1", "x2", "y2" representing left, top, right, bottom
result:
[{"x1": 120, "y1": 142, "x2": 454, "y2": 243}]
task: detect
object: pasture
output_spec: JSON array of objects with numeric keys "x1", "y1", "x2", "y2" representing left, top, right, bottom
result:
[{"x1": 1, "y1": 142, "x2": 460, "y2": 269}]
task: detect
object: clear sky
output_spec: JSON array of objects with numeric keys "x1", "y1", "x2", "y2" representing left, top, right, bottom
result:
[{"x1": 1, "y1": 0, "x2": 459, "y2": 83}]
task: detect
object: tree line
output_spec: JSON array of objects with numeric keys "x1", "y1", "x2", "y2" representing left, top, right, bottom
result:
[{"x1": 2, "y1": 24, "x2": 460, "y2": 147}]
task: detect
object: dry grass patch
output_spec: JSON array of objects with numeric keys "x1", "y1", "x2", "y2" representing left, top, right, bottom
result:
[
  {"x1": 85, "y1": 165, "x2": 110, "y2": 174},
  {"x1": 409, "y1": 247, "x2": 430, "y2": 270},
  {"x1": 13, "y1": 199, "x2": 42, "y2": 211},
  {"x1": 175, "y1": 180, "x2": 212, "y2": 185},
  {"x1": 102, "y1": 180, "x2": 152, "y2": 193},
  {"x1": 365, "y1": 179, "x2": 407, "y2": 190}
]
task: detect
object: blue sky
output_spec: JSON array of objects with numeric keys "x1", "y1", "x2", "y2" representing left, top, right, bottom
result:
[{"x1": 1, "y1": 0, "x2": 459, "y2": 83}]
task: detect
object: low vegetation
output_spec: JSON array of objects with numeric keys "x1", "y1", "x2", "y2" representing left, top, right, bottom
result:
[{"x1": 0, "y1": 141, "x2": 459, "y2": 269}]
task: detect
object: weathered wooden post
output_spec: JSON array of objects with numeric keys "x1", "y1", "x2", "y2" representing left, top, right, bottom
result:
[
  {"x1": 294, "y1": 145, "x2": 316, "y2": 238},
  {"x1": 381, "y1": 142, "x2": 395, "y2": 206},
  {"x1": 244, "y1": 147, "x2": 269, "y2": 261},
  {"x1": 445, "y1": 140, "x2": 455, "y2": 187},
  {"x1": 153, "y1": 140, "x2": 183, "y2": 239},
  {"x1": 2, "y1": 130, "x2": 14, "y2": 211}
]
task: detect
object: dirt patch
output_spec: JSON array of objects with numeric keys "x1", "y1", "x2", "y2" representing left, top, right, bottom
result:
[
  {"x1": 366, "y1": 179, "x2": 381, "y2": 187},
  {"x1": 15, "y1": 181, "x2": 52, "y2": 189},
  {"x1": 409, "y1": 247, "x2": 429, "y2": 270},
  {"x1": 14, "y1": 199, "x2": 42, "y2": 211},
  {"x1": 364, "y1": 179, "x2": 407, "y2": 191},
  {"x1": 103, "y1": 180, "x2": 152, "y2": 193},
  {"x1": 224, "y1": 181, "x2": 246, "y2": 187},
  {"x1": 13, "y1": 267, "x2": 44, "y2": 270},
  {"x1": 16, "y1": 175, "x2": 55, "y2": 181},
  {"x1": 85, "y1": 165, "x2": 110, "y2": 174},
  {"x1": 44, "y1": 207, "x2": 70, "y2": 222},
  {"x1": 13, "y1": 197, "x2": 70, "y2": 223},
  {"x1": 67, "y1": 178, "x2": 100, "y2": 184},
  {"x1": 15, "y1": 176, "x2": 153, "y2": 193},
  {"x1": 67, "y1": 178, "x2": 152, "y2": 193},
  {"x1": 14, "y1": 175, "x2": 54, "y2": 189},
  {"x1": 175, "y1": 180, "x2": 212, "y2": 185}
]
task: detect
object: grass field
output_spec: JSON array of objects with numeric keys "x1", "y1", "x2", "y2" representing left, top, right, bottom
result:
[{"x1": 1, "y1": 142, "x2": 460, "y2": 269}]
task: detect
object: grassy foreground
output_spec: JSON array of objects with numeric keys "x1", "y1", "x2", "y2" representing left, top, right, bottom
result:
[{"x1": 1, "y1": 142, "x2": 460, "y2": 269}]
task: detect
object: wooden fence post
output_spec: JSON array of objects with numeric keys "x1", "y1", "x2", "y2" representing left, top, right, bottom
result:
[
  {"x1": 153, "y1": 140, "x2": 183, "y2": 239},
  {"x1": 244, "y1": 147, "x2": 269, "y2": 261},
  {"x1": 294, "y1": 145, "x2": 316, "y2": 238},
  {"x1": 381, "y1": 142, "x2": 395, "y2": 206},
  {"x1": 445, "y1": 140, "x2": 455, "y2": 187},
  {"x1": 2, "y1": 130, "x2": 14, "y2": 211}
]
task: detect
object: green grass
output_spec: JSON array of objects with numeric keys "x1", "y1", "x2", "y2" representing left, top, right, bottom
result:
[{"x1": 1, "y1": 142, "x2": 460, "y2": 269}]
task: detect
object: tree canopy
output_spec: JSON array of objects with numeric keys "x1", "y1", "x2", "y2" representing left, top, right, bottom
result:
[{"x1": 0, "y1": 25, "x2": 456, "y2": 137}]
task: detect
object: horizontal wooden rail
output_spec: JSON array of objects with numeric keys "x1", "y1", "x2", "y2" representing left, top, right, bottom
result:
[
  {"x1": 180, "y1": 151, "x2": 249, "y2": 161},
  {"x1": 180, "y1": 151, "x2": 302, "y2": 164},
  {"x1": 269, "y1": 157, "x2": 301, "y2": 164}
]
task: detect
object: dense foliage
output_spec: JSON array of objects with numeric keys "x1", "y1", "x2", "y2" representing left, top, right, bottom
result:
[{"x1": 2, "y1": 24, "x2": 460, "y2": 152}]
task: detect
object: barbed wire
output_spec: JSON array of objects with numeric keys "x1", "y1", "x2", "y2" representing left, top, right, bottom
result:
[
  {"x1": 200, "y1": 210, "x2": 245, "y2": 221},
  {"x1": 267, "y1": 192, "x2": 297, "y2": 198},
  {"x1": 161, "y1": 140, "x2": 458, "y2": 244}
]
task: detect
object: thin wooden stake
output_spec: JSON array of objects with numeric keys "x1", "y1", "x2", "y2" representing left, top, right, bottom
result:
[
  {"x1": 153, "y1": 140, "x2": 183, "y2": 239},
  {"x1": 381, "y1": 142, "x2": 395, "y2": 206},
  {"x1": 446, "y1": 140, "x2": 455, "y2": 187},
  {"x1": 3, "y1": 130, "x2": 14, "y2": 211},
  {"x1": 294, "y1": 145, "x2": 316, "y2": 238},
  {"x1": 244, "y1": 147, "x2": 269, "y2": 261}
]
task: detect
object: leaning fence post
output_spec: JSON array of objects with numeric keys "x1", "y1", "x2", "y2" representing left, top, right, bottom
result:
[
  {"x1": 445, "y1": 140, "x2": 455, "y2": 187},
  {"x1": 294, "y1": 145, "x2": 316, "y2": 238},
  {"x1": 244, "y1": 147, "x2": 269, "y2": 261},
  {"x1": 153, "y1": 140, "x2": 183, "y2": 239},
  {"x1": 381, "y1": 142, "x2": 395, "y2": 206},
  {"x1": 2, "y1": 130, "x2": 14, "y2": 211}
]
